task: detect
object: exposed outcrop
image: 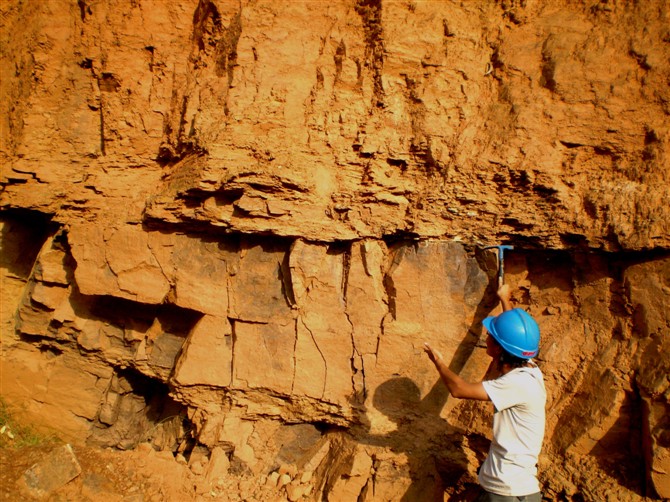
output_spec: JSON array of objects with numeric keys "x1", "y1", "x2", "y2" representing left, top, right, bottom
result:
[{"x1": 1, "y1": 0, "x2": 669, "y2": 500}]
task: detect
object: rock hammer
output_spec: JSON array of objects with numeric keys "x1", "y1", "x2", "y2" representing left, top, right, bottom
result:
[{"x1": 485, "y1": 245, "x2": 514, "y2": 286}]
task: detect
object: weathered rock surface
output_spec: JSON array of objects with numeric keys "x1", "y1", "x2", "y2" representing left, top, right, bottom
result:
[
  {"x1": 17, "y1": 444, "x2": 81, "y2": 499},
  {"x1": 1, "y1": 0, "x2": 669, "y2": 500},
  {"x1": 2, "y1": 0, "x2": 669, "y2": 249}
]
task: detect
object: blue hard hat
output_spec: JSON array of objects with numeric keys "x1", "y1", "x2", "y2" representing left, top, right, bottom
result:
[{"x1": 483, "y1": 308, "x2": 540, "y2": 359}]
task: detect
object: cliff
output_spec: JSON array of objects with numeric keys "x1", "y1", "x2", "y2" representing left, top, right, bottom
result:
[{"x1": 1, "y1": 0, "x2": 669, "y2": 500}]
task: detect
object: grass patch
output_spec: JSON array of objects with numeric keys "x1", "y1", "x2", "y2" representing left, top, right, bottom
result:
[{"x1": 0, "y1": 397, "x2": 59, "y2": 449}]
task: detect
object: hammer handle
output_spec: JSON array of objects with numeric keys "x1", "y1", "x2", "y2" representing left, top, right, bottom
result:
[{"x1": 496, "y1": 245, "x2": 512, "y2": 286}]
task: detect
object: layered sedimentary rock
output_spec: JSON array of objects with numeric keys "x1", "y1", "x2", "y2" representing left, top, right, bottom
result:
[{"x1": 1, "y1": 0, "x2": 669, "y2": 500}]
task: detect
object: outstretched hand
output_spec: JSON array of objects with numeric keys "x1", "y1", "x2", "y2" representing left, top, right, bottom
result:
[
  {"x1": 424, "y1": 342, "x2": 490, "y2": 400},
  {"x1": 423, "y1": 342, "x2": 443, "y2": 365}
]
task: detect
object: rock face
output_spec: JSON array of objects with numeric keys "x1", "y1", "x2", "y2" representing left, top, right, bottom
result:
[{"x1": 0, "y1": 0, "x2": 669, "y2": 500}]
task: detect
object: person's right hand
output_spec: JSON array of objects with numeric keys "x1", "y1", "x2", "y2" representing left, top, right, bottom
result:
[
  {"x1": 497, "y1": 283, "x2": 511, "y2": 302},
  {"x1": 496, "y1": 283, "x2": 514, "y2": 311}
]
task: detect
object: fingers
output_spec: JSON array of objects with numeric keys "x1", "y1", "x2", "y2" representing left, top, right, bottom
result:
[
  {"x1": 497, "y1": 282, "x2": 511, "y2": 299},
  {"x1": 424, "y1": 342, "x2": 443, "y2": 362}
]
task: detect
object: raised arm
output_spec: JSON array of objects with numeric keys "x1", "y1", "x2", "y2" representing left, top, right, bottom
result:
[
  {"x1": 423, "y1": 343, "x2": 489, "y2": 401},
  {"x1": 498, "y1": 283, "x2": 513, "y2": 312}
]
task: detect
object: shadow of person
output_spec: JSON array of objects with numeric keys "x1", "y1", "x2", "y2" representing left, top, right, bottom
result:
[{"x1": 359, "y1": 376, "x2": 475, "y2": 501}]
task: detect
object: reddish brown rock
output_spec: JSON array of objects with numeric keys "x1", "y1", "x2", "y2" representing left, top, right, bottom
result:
[
  {"x1": 173, "y1": 315, "x2": 233, "y2": 387},
  {"x1": 1, "y1": 1, "x2": 669, "y2": 500},
  {"x1": 18, "y1": 444, "x2": 81, "y2": 498}
]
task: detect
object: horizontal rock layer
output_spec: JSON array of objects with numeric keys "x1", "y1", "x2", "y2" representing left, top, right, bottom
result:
[
  {"x1": 1, "y1": 0, "x2": 669, "y2": 249},
  {"x1": 2, "y1": 214, "x2": 669, "y2": 499}
]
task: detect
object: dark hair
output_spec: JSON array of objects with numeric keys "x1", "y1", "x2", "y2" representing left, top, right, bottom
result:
[{"x1": 499, "y1": 350, "x2": 532, "y2": 368}]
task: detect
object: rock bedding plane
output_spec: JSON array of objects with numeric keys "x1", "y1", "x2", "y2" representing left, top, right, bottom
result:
[{"x1": 1, "y1": 0, "x2": 669, "y2": 500}]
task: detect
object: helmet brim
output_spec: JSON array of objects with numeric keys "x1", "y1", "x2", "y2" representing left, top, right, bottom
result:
[{"x1": 482, "y1": 315, "x2": 499, "y2": 340}]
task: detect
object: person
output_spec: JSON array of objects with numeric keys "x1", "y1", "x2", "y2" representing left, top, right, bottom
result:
[{"x1": 424, "y1": 284, "x2": 546, "y2": 501}]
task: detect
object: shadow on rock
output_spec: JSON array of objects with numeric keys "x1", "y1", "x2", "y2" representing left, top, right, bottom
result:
[{"x1": 358, "y1": 376, "x2": 479, "y2": 501}]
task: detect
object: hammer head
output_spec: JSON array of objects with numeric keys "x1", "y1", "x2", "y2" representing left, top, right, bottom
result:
[
  {"x1": 483, "y1": 245, "x2": 514, "y2": 253},
  {"x1": 484, "y1": 245, "x2": 514, "y2": 284}
]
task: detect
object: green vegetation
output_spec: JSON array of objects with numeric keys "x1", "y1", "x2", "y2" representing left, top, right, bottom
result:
[{"x1": 0, "y1": 398, "x2": 58, "y2": 449}]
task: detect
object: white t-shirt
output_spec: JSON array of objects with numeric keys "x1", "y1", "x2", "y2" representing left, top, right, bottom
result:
[{"x1": 478, "y1": 365, "x2": 546, "y2": 496}]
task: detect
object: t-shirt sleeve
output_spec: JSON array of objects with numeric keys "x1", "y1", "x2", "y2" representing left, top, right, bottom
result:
[{"x1": 482, "y1": 371, "x2": 529, "y2": 412}]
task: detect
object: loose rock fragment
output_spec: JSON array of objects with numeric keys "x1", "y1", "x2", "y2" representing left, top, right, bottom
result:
[{"x1": 18, "y1": 444, "x2": 82, "y2": 498}]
